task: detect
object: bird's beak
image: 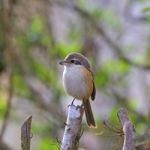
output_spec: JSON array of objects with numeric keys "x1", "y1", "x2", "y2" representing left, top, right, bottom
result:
[{"x1": 59, "y1": 60, "x2": 69, "y2": 65}]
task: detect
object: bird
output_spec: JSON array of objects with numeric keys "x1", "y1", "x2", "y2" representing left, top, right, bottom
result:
[{"x1": 59, "y1": 52, "x2": 96, "y2": 128}]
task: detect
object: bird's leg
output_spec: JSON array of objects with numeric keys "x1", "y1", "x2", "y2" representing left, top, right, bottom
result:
[
  {"x1": 68, "y1": 98, "x2": 76, "y2": 107},
  {"x1": 81, "y1": 101, "x2": 84, "y2": 108},
  {"x1": 71, "y1": 98, "x2": 76, "y2": 105}
]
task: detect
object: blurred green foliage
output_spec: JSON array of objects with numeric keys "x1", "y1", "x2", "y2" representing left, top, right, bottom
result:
[
  {"x1": 108, "y1": 106, "x2": 120, "y2": 125},
  {"x1": 17, "y1": 16, "x2": 49, "y2": 48},
  {"x1": 95, "y1": 70, "x2": 109, "y2": 88},
  {"x1": 142, "y1": 7, "x2": 150, "y2": 13},
  {"x1": 103, "y1": 59, "x2": 130, "y2": 75},
  {"x1": 128, "y1": 99, "x2": 139, "y2": 111},
  {"x1": 27, "y1": 16, "x2": 45, "y2": 44},
  {"x1": 95, "y1": 59, "x2": 130, "y2": 88},
  {"x1": 17, "y1": 15, "x2": 81, "y2": 58},
  {"x1": 38, "y1": 138, "x2": 59, "y2": 150},
  {"x1": 100, "y1": 9, "x2": 120, "y2": 29},
  {"x1": 32, "y1": 121, "x2": 53, "y2": 136},
  {"x1": 16, "y1": 15, "x2": 82, "y2": 98},
  {"x1": 13, "y1": 71, "x2": 31, "y2": 97},
  {"x1": 30, "y1": 60, "x2": 54, "y2": 84},
  {"x1": 54, "y1": 43, "x2": 80, "y2": 57},
  {"x1": 79, "y1": 0, "x2": 120, "y2": 29},
  {"x1": 0, "y1": 98, "x2": 6, "y2": 119},
  {"x1": 16, "y1": 15, "x2": 63, "y2": 97},
  {"x1": 136, "y1": 123, "x2": 147, "y2": 134}
]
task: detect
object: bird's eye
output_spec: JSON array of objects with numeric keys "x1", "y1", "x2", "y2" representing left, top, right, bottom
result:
[
  {"x1": 71, "y1": 60, "x2": 75, "y2": 63},
  {"x1": 70, "y1": 59, "x2": 81, "y2": 65}
]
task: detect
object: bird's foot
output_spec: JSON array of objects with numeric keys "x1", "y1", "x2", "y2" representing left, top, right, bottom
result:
[{"x1": 68, "y1": 98, "x2": 76, "y2": 107}]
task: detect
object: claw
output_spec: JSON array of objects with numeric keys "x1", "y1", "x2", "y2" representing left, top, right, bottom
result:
[{"x1": 68, "y1": 98, "x2": 76, "y2": 107}]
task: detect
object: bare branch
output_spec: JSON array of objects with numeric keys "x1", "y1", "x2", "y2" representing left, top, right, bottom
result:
[
  {"x1": 61, "y1": 105, "x2": 84, "y2": 150},
  {"x1": 118, "y1": 108, "x2": 136, "y2": 150},
  {"x1": 21, "y1": 116, "x2": 32, "y2": 150}
]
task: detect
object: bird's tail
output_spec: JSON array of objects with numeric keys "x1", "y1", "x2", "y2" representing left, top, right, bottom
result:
[{"x1": 83, "y1": 99, "x2": 96, "y2": 128}]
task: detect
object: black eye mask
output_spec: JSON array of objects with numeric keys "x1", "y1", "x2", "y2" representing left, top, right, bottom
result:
[{"x1": 71, "y1": 60, "x2": 81, "y2": 65}]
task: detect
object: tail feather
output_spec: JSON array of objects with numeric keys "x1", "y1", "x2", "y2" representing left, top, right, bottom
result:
[{"x1": 83, "y1": 99, "x2": 96, "y2": 128}]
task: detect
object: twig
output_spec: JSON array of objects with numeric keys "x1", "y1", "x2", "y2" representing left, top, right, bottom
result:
[
  {"x1": 21, "y1": 116, "x2": 32, "y2": 150},
  {"x1": 103, "y1": 120, "x2": 122, "y2": 134},
  {"x1": 118, "y1": 108, "x2": 136, "y2": 150},
  {"x1": 61, "y1": 105, "x2": 84, "y2": 150}
]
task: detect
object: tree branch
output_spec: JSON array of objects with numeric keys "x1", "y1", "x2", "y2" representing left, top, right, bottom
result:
[
  {"x1": 118, "y1": 108, "x2": 136, "y2": 150},
  {"x1": 61, "y1": 105, "x2": 84, "y2": 150},
  {"x1": 21, "y1": 116, "x2": 32, "y2": 150}
]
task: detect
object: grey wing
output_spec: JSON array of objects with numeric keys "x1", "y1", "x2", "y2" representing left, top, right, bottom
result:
[{"x1": 91, "y1": 81, "x2": 96, "y2": 100}]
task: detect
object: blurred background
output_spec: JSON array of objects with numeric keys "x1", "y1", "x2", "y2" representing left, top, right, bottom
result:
[{"x1": 0, "y1": 0, "x2": 150, "y2": 149}]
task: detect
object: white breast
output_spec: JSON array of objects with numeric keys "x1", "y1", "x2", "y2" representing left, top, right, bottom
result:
[{"x1": 63, "y1": 65, "x2": 90, "y2": 100}]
